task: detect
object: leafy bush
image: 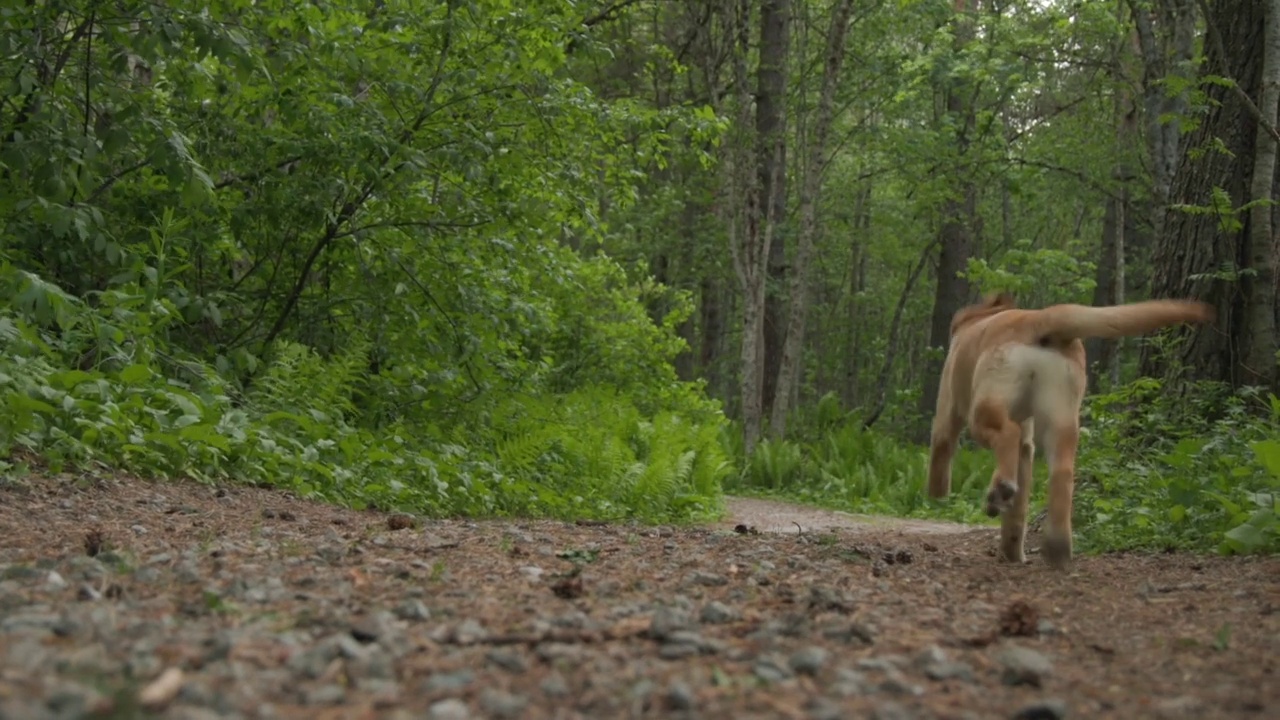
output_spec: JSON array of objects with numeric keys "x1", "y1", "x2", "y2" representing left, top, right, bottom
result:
[
  {"x1": 1074, "y1": 380, "x2": 1280, "y2": 555},
  {"x1": 725, "y1": 419, "x2": 1010, "y2": 525},
  {"x1": 0, "y1": 263, "x2": 729, "y2": 523}
]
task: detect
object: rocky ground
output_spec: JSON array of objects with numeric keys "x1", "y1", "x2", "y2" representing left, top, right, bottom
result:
[{"x1": 1, "y1": 470, "x2": 1277, "y2": 720}]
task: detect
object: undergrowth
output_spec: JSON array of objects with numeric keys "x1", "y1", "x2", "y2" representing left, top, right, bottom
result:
[
  {"x1": 0, "y1": 265, "x2": 729, "y2": 523},
  {"x1": 729, "y1": 387, "x2": 1280, "y2": 555}
]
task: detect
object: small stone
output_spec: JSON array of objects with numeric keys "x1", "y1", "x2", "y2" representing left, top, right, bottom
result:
[
  {"x1": 913, "y1": 644, "x2": 948, "y2": 667},
  {"x1": 518, "y1": 566, "x2": 544, "y2": 582},
  {"x1": 659, "y1": 642, "x2": 700, "y2": 660},
  {"x1": 923, "y1": 661, "x2": 974, "y2": 681},
  {"x1": 648, "y1": 606, "x2": 694, "y2": 640},
  {"x1": 486, "y1": 649, "x2": 529, "y2": 674},
  {"x1": 666, "y1": 681, "x2": 696, "y2": 711},
  {"x1": 450, "y1": 618, "x2": 487, "y2": 645},
  {"x1": 753, "y1": 655, "x2": 794, "y2": 683},
  {"x1": 689, "y1": 571, "x2": 729, "y2": 587},
  {"x1": 999, "y1": 646, "x2": 1053, "y2": 687},
  {"x1": 1013, "y1": 699, "x2": 1067, "y2": 720},
  {"x1": 303, "y1": 684, "x2": 345, "y2": 705},
  {"x1": 427, "y1": 698, "x2": 471, "y2": 720},
  {"x1": 479, "y1": 689, "x2": 526, "y2": 720},
  {"x1": 789, "y1": 646, "x2": 830, "y2": 676},
  {"x1": 830, "y1": 668, "x2": 870, "y2": 696},
  {"x1": 1036, "y1": 620, "x2": 1058, "y2": 636},
  {"x1": 540, "y1": 672, "x2": 569, "y2": 697},
  {"x1": 45, "y1": 571, "x2": 67, "y2": 589},
  {"x1": 422, "y1": 671, "x2": 474, "y2": 693},
  {"x1": 700, "y1": 600, "x2": 739, "y2": 624},
  {"x1": 807, "y1": 697, "x2": 844, "y2": 720},
  {"x1": 871, "y1": 702, "x2": 915, "y2": 720},
  {"x1": 131, "y1": 524, "x2": 148, "y2": 534},
  {"x1": 395, "y1": 598, "x2": 431, "y2": 622}
]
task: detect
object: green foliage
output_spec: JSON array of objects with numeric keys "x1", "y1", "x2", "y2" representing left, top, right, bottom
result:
[
  {"x1": 0, "y1": 264, "x2": 727, "y2": 520},
  {"x1": 0, "y1": 0, "x2": 733, "y2": 521},
  {"x1": 1075, "y1": 380, "x2": 1280, "y2": 556},
  {"x1": 725, "y1": 420, "x2": 1009, "y2": 525}
]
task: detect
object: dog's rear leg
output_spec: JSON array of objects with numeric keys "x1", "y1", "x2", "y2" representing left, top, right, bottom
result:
[
  {"x1": 997, "y1": 419, "x2": 1034, "y2": 563},
  {"x1": 1042, "y1": 421, "x2": 1079, "y2": 569},
  {"x1": 970, "y1": 398, "x2": 1021, "y2": 519},
  {"x1": 927, "y1": 412, "x2": 962, "y2": 499}
]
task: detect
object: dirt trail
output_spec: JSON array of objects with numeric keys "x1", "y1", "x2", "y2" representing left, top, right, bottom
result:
[
  {"x1": 1, "y1": 472, "x2": 1277, "y2": 720},
  {"x1": 718, "y1": 496, "x2": 981, "y2": 537}
]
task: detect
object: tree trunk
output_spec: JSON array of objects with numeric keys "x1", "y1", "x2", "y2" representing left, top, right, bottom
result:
[
  {"x1": 1087, "y1": 193, "x2": 1121, "y2": 388},
  {"x1": 768, "y1": 0, "x2": 857, "y2": 440},
  {"x1": 863, "y1": 240, "x2": 937, "y2": 429},
  {"x1": 723, "y1": 0, "x2": 779, "y2": 455},
  {"x1": 757, "y1": 0, "x2": 791, "y2": 425},
  {"x1": 1087, "y1": 73, "x2": 1137, "y2": 389},
  {"x1": 841, "y1": 187, "x2": 870, "y2": 411},
  {"x1": 1141, "y1": 0, "x2": 1276, "y2": 388},
  {"x1": 917, "y1": 4, "x2": 978, "y2": 441},
  {"x1": 1128, "y1": 0, "x2": 1196, "y2": 243},
  {"x1": 1243, "y1": 0, "x2": 1280, "y2": 389}
]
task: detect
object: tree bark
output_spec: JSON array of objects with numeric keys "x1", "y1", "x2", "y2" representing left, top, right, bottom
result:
[
  {"x1": 1141, "y1": 0, "x2": 1276, "y2": 388},
  {"x1": 1127, "y1": 0, "x2": 1196, "y2": 243},
  {"x1": 756, "y1": 0, "x2": 791, "y2": 424},
  {"x1": 768, "y1": 0, "x2": 857, "y2": 440},
  {"x1": 916, "y1": 0, "x2": 978, "y2": 441},
  {"x1": 1243, "y1": 0, "x2": 1280, "y2": 389},
  {"x1": 723, "y1": 0, "x2": 779, "y2": 455},
  {"x1": 863, "y1": 240, "x2": 937, "y2": 429}
]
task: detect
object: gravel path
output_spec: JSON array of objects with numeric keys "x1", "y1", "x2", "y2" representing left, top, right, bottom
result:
[{"x1": 1, "y1": 471, "x2": 1277, "y2": 719}]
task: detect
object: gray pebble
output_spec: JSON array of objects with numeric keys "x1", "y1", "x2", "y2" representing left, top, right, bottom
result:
[
  {"x1": 923, "y1": 661, "x2": 974, "y2": 682},
  {"x1": 427, "y1": 698, "x2": 471, "y2": 720},
  {"x1": 807, "y1": 697, "x2": 845, "y2": 720},
  {"x1": 395, "y1": 599, "x2": 431, "y2": 622},
  {"x1": 649, "y1": 606, "x2": 694, "y2": 640},
  {"x1": 422, "y1": 670, "x2": 474, "y2": 694},
  {"x1": 450, "y1": 618, "x2": 487, "y2": 645},
  {"x1": 666, "y1": 680, "x2": 696, "y2": 711},
  {"x1": 700, "y1": 600, "x2": 739, "y2": 624},
  {"x1": 479, "y1": 689, "x2": 526, "y2": 720},
  {"x1": 689, "y1": 570, "x2": 729, "y2": 586},
  {"x1": 540, "y1": 672, "x2": 570, "y2": 697},
  {"x1": 1013, "y1": 699, "x2": 1067, "y2": 719},
  {"x1": 485, "y1": 648, "x2": 529, "y2": 674},
  {"x1": 303, "y1": 684, "x2": 345, "y2": 705},
  {"x1": 999, "y1": 645, "x2": 1053, "y2": 687},
  {"x1": 753, "y1": 655, "x2": 794, "y2": 683},
  {"x1": 789, "y1": 646, "x2": 830, "y2": 676}
]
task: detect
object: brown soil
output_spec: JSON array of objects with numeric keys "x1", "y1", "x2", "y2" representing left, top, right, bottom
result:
[{"x1": 1, "y1": 470, "x2": 1277, "y2": 720}]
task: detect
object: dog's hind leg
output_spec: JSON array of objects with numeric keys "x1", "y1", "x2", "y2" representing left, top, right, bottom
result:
[
  {"x1": 927, "y1": 411, "x2": 963, "y2": 499},
  {"x1": 997, "y1": 418, "x2": 1034, "y2": 563},
  {"x1": 970, "y1": 396, "x2": 1022, "y2": 520},
  {"x1": 1041, "y1": 418, "x2": 1079, "y2": 569}
]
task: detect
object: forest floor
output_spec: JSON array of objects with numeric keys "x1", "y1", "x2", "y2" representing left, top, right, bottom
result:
[{"x1": 1, "y1": 470, "x2": 1277, "y2": 720}]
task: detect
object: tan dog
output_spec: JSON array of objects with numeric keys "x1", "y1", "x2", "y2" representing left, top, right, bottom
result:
[{"x1": 926, "y1": 293, "x2": 1214, "y2": 569}]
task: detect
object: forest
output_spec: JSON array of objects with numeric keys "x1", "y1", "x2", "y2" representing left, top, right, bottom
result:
[{"x1": 1, "y1": 0, "x2": 1278, "y2": 557}]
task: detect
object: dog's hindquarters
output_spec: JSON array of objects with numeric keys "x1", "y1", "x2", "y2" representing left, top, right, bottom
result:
[{"x1": 969, "y1": 343, "x2": 1086, "y2": 565}]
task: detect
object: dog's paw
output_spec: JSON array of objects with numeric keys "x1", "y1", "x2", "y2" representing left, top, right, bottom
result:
[
  {"x1": 984, "y1": 479, "x2": 1016, "y2": 518},
  {"x1": 1042, "y1": 532, "x2": 1072, "y2": 570}
]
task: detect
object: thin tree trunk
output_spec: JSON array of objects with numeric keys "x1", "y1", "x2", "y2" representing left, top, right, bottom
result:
[
  {"x1": 768, "y1": 0, "x2": 857, "y2": 440},
  {"x1": 757, "y1": 0, "x2": 791, "y2": 424},
  {"x1": 916, "y1": 0, "x2": 977, "y2": 442},
  {"x1": 1243, "y1": 0, "x2": 1280, "y2": 389},
  {"x1": 863, "y1": 240, "x2": 938, "y2": 429},
  {"x1": 723, "y1": 0, "x2": 779, "y2": 455}
]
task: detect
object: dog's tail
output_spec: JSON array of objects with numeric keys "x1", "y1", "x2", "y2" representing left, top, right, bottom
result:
[{"x1": 1036, "y1": 299, "x2": 1215, "y2": 343}]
